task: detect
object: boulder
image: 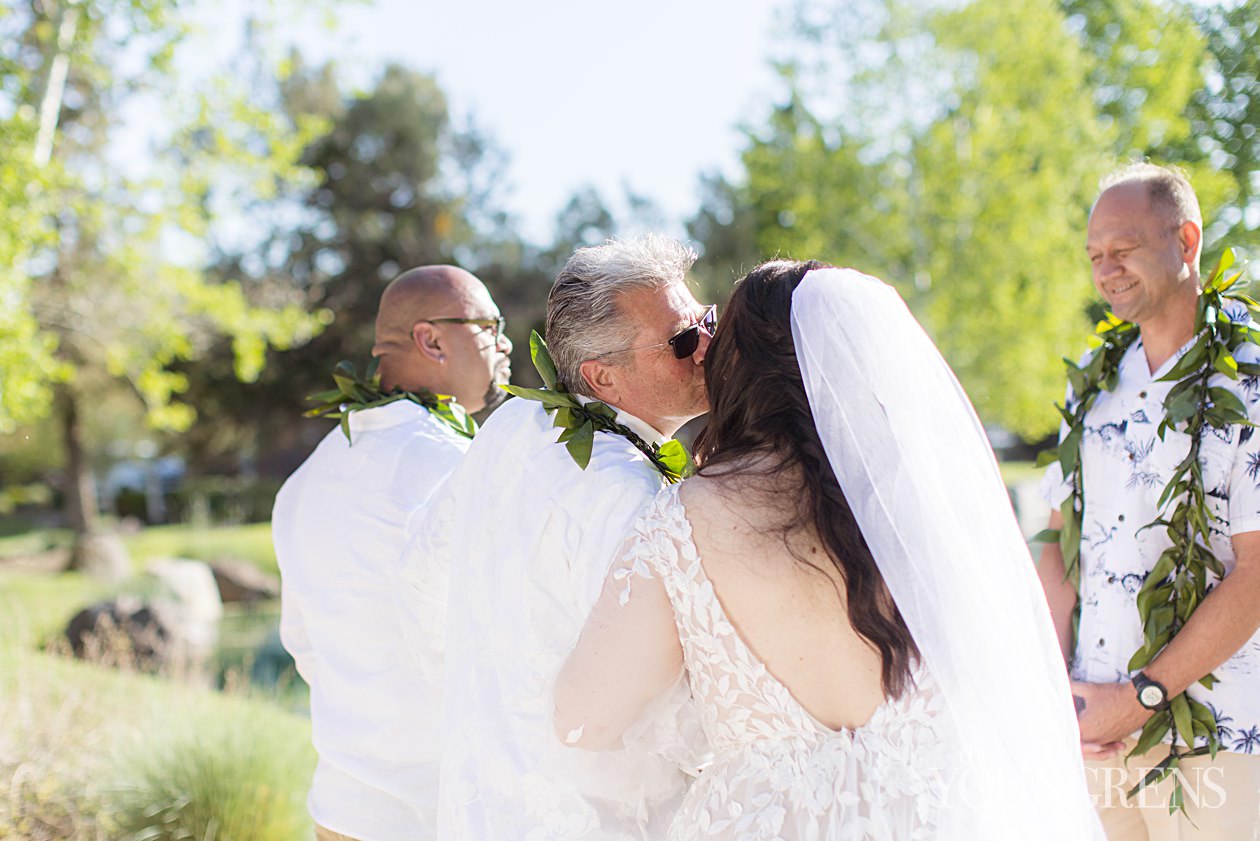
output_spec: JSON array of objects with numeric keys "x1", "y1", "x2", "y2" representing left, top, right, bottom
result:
[
  {"x1": 146, "y1": 558, "x2": 223, "y2": 664},
  {"x1": 64, "y1": 596, "x2": 178, "y2": 672},
  {"x1": 210, "y1": 559, "x2": 280, "y2": 604},
  {"x1": 67, "y1": 532, "x2": 131, "y2": 583},
  {"x1": 63, "y1": 559, "x2": 225, "y2": 680}
]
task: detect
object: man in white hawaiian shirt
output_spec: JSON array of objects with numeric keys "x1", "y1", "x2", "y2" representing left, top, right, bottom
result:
[
  {"x1": 273, "y1": 265, "x2": 512, "y2": 841},
  {"x1": 416, "y1": 235, "x2": 712, "y2": 840},
  {"x1": 1039, "y1": 163, "x2": 1260, "y2": 840}
]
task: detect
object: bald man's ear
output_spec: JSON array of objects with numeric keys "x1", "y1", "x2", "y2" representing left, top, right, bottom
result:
[
  {"x1": 411, "y1": 322, "x2": 445, "y2": 363},
  {"x1": 1178, "y1": 219, "x2": 1203, "y2": 267},
  {"x1": 579, "y1": 359, "x2": 621, "y2": 406}
]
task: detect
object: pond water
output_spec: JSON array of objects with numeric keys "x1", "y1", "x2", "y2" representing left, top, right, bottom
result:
[{"x1": 213, "y1": 602, "x2": 308, "y2": 713}]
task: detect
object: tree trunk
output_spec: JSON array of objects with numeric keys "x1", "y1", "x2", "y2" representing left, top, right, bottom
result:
[
  {"x1": 57, "y1": 384, "x2": 96, "y2": 535},
  {"x1": 59, "y1": 385, "x2": 131, "y2": 581}
]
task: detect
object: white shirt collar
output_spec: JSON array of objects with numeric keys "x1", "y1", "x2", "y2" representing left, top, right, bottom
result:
[
  {"x1": 346, "y1": 399, "x2": 432, "y2": 433},
  {"x1": 575, "y1": 395, "x2": 669, "y2": 448}
]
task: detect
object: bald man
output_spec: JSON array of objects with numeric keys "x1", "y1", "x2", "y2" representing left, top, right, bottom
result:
[
  {"x1": 272, "y1": 266, "x2": 511, "y2": 841},
  {"x1": 372, "y1": 266, "x2": 512, "y2": 414}
]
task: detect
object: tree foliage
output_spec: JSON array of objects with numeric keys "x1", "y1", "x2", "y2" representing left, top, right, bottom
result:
[
  {"x1": 0, "y1": 107, "x2": 64, "y2": 432},
  {"x1": 1, "y1": 0, "x2": 337, "y2": 535},
  {"x1": 694, "y1": 0, "x2": 1258, "y2": 440},
  {"x1": 1185, "y1": 1, "x2": 1260, "y2": 249},
  {"x1": 176, "y1": 64, "x2": 546, "y2": 474}
]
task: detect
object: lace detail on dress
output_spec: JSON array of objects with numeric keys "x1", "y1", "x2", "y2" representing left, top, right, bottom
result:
[{"x1": 616, "y1": 485, "x2": 955, "y2": 841}]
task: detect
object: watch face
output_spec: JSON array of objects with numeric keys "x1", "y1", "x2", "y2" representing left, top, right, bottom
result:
[{"x1": 1140, "y1": 684, "x2": 1164, "y2": 708}]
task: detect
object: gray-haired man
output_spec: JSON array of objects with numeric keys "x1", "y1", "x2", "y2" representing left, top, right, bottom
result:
[{"x1": 407, "y1": 235, "x2": 712, "y2": 839}]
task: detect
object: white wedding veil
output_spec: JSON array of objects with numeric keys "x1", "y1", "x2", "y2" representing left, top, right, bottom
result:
[{"x1": 791, "y1": 268, "x2": 1102, "y2": 840}]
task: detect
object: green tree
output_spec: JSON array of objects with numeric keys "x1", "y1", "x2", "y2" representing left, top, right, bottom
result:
[
  {"x1": 177, "y1": 60, "x2": 540, "y2": 470},
  {"x1": 0, "y1": 106, "x2": 64, "y2": 432},
  {"x1": 686, "y1": 171, "x2": 760, "y2": 305},
  {"x1": 911, "y1": 0, "x2": 1112, "y2": 438},
  {"x1": 695, "y1": 0, "x2": 1251, "y2": 439},
  {"x1": 3, "y1": 1, "x2": 330, "y2": 562},
  {"x1": 1184, "y1": 1, "x2": 1260, "y2": 251},
  {"x1": 1061, "y1": 0, "x2": 1204, "y2": 158},
  {"x1": 1061, "y1": 0, "x2": 1236, "y2": 253}
]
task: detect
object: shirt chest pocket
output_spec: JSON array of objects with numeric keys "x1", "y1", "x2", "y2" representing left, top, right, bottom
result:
[{"x1": 1148, "y1": 427, "x2": 1233, "y2": 516}]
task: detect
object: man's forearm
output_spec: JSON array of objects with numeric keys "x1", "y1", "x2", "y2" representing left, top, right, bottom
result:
[
  {"x1": 1144, "y1": 563, "x2": 1260, "y2": 697},
  {"x1": 1036, "y1": 512, "x2": 1077, "y2": 661}
]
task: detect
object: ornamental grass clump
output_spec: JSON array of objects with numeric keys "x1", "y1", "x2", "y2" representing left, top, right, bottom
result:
[
  {"x1": 0, "y1": 645, "x2": 314, "y2": 841},
  {"x1": 0, "y1": 648, "x2": 114, "y2": 839},
  {"x1": 110, "y1": 717, "x2": 312, "y2": 841}
]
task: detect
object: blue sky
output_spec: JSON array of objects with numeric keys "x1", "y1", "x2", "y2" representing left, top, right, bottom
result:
[{"x1": 191, "y1": 0, "x2": 788, "y2": 244}]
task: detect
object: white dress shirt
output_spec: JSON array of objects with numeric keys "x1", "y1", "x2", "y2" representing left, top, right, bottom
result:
[
  {"x1": 273, "y1": 401, "x2": 471, "y2": 841},
  {"x1": 416, "y1": 395, "x2": 691, "y2": 840},
  {"x1": 1043, "y1": 317, "x2": 1260, "y2": 755}
]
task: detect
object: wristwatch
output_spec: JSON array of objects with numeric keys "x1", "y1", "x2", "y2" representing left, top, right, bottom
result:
[{"x1": 1131, "y1": 671, "x2": 1170, "y2": 712}]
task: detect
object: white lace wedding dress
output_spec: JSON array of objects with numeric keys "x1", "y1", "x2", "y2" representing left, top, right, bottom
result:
[{"x1": 614, "y1": 485, "x2": 955, "y2": 841}]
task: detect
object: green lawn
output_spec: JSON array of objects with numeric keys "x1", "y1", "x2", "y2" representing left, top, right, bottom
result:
[
  {"x1": 0, "y1": 521, "x2": 276, "y2": 571},
  {"x1": 121, "y1": 521, "x2": 277, "y2": 573},
  {"x1": 997, "y1": 459, "x2": 1043, "y2": 487},
  {"x1": 0, "y1": 569, "x2": 123, "y2": 649},
  {"x1": 0, "y1": 523, "x2": 72, "y2": 556},
  {"x1": 0, "y1": 521, "x2": 279, "y2": 650}
]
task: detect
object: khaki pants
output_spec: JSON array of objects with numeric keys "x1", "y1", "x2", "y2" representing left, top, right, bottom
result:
[
  {"x1": 1085, "y1": 741, "x2": 1260, "y2": 840},
  {"x1": 314, "y1": 825, "x2": 361, "y2": 841}
]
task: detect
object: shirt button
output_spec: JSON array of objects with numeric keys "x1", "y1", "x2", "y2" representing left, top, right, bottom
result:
[
  {"x1": 1108, "y1": 575, "x2": 1117, "y2": 584},
  {"x1": 1098, "y1": 639, "x2": 1106, "y2": 647},
  {"x1": 1139, "y1": 390, "x2": 1148, "y2": 399},
  {"x1": 1118, "y1": 514, "x2": 1126, "y2": 522}
]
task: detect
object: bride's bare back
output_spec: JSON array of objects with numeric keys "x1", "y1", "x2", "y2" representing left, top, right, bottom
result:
[{"x1": 680, "y1": 471, "x2": 887, "y2": 731}]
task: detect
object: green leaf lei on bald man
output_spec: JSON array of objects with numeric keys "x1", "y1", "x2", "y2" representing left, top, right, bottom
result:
[
  {"x1": 502, "y1": 331, "x2": 695, "y2": 484},
  {"x1": 1037, "y1": 249, "x2": 1258, "y2": 809},
  {"x1": 307, "y1": 358, "x2": 477, "y2": 443}
]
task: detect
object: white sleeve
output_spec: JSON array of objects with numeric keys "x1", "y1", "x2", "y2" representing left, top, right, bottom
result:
[
  {"x1": 553, "y1": 525, "x2": 685, "y2": 751},
  {"x1": 279, "y1": 577, "x2": 317, "y2": 685}
]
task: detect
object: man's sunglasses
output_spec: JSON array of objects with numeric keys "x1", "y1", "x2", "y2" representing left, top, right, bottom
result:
[
  {"x1": 595, "y1": 305, "x2": 718, "y2": 360},
  {"x1": 420, "y1": 316, "x2": 507, "y2": 340}
]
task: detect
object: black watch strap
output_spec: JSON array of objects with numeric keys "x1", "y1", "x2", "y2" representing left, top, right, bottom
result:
[{"x1": 1132, "y1": 671, "x2": 1170, "y2": 712}]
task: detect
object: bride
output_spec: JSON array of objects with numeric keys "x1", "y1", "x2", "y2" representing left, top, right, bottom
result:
[{"x1": 553, "y1": 261, "x2": 1103, "y2": 840}]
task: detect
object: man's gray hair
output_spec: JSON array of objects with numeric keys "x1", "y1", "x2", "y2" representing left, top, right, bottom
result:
[
  {"x1": 546, "y1": 234, "x2": 698, "y2": 396},
  {"x1": 1100, "y1": 161, "x2": 1202, "y2": 228}
]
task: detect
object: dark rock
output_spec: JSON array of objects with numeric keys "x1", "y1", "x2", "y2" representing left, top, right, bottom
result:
[
  {"x1": 64, "y1": 596, "x2": 177, "y2": 672},
  {"x1": 210, "y1": 560, "x2": 280, "y2": 603}
]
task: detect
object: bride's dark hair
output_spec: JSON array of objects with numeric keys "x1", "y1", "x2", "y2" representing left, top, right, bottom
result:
[{"x1": 695, "y1": 259, "x2": 919, "y2": 697}]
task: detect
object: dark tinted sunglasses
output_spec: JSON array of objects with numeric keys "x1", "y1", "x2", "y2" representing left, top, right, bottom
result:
[{"x1": 667, "y1": 305, "x2": 718, "y2": 359}]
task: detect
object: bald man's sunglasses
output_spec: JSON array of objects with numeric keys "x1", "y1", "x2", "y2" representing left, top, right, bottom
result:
[{"x1": 421, "y1": 316, "x2": 507, "y2": 340}]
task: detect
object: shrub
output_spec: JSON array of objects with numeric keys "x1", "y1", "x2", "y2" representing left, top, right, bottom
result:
[
  {"x1": 0, "y1": 648, "x2": 314, "y2": 841},
  {"x1": 165, "y1": 477, "x2": 283, "y2": 526},
  {"x1": 110, "y1": 722, "x2": 312, "y2": 841}
]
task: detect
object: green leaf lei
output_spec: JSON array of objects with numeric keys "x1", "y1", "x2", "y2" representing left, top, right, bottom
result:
[
  {"x1": 500, "y1": 331, "x2": 696, "y2": 484},
  {"x1": 305, "y1": 358, "x2": 477, "y2": 443},
  {"x1": 1036, "y1": 249, "x2": 1258, "y2": 810}
]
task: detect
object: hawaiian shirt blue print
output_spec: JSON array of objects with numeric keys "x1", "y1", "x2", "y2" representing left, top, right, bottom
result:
[{"x1": 1042, "y1": 308, "x2": 1260, "y2": 755}]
